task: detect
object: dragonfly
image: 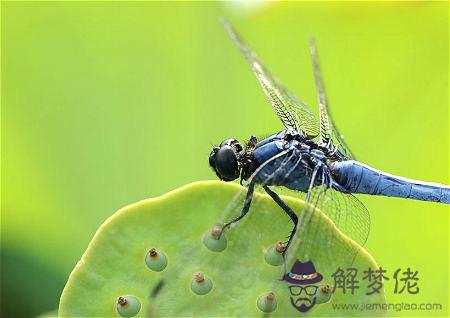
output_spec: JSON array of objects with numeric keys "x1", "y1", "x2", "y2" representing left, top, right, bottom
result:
[{"x1": 208, "y1": 21, "x2": 450, "y2": 265}]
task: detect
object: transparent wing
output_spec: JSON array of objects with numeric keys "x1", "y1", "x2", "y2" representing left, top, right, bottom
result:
[
  {"x1": 318, "y1": 190, "x2": 370, "y2": 252},
  {"x1": 286, "y1": 185, "x2": 370, "y2": 270},
  {"x1": 217, "y1": 144, "x2": 370, "y2": 270},
  {"x1": 215, "y1": 148, "x2": 298, "y2": 224},
  {"x1": 309, "y1": 38, "x2": 356, "y2": 159},
  {"x1": 223, "y1": 19, "x2": 319, "y2": 139}
]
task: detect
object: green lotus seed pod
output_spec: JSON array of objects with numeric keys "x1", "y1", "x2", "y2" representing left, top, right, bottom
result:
[
  {"x1": 190, "y1": 272, "x2": 213, "y2": 295},
  {"x1": 116, "y1": 296, "x2": 141, "y2": 318},
  {"x1": 257, "y1": 292, "x2": 277, "y2": 313},
  {"x1": 59, "y1": 181, "x2": 386, "y2": 316},
  {"x1": 202, "y1": 226, "x2": 227, "y2": 252},
  {"x1": 315, "y1": 284, "x2": 333, "y2": 304},
  {"x1": 145, "y1": 248, "x2": 168, "y2": 272},
  {"x1": 264, "y1": 242, "x2": 285, "y2": 266}
]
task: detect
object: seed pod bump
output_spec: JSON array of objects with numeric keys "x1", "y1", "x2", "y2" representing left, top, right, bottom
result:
[
  {"x1": 145, "y1": 248, "x2": 168, "y2": 272},
  {"x1": 257, "y1": 292, "x2": 277, "y2": 313},
  {"x1": 190, "y1": 272, "x2": 213, "y2": 295},
  {"x1": 116, "y1": 295, "x2": 141, "y2": 317},
  {"x1": 315, "y1": 284, "x2": 333, "y2": 304},
  {"x1": 203, "y1": 226, "x2": 227, "y2": 252},
  {"x1": 264, "y1": 242, "x2": 285, "y2": 266}
]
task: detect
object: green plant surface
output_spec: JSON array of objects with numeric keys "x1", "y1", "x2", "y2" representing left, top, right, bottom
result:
[{"x1": 59, "y1": 181, "x2": 385, "y2": 317}]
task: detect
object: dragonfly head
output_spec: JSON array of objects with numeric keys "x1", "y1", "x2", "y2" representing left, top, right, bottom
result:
[{"x1": 209, "y1": 138, "x2": 244, "y2": 182}]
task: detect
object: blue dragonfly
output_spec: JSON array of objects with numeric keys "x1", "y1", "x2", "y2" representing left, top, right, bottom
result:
[{"x1": 209, "y1": 21, "x2": 450, "y2": 264}]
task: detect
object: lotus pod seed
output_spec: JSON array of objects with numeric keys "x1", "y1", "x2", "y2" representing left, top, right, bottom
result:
[
  {"x1": 315, "y1": 284, "x2": 333, "y2": 304},
  {"x1": 116, "y1": 295, "x2": 141, "y2": 317},
  {"x1": 264, "y1": 242, "x2": 285, "y2": 266},
  {"x1": 190, "y1": 272, "x2": 213, "y2": 295},
  {"x1": 145, "y1": 248, "x2": 168, "y2": 272},
  {"x1": 257, "y1": 292, "x2": 277, "y2": 313},
  {"x1": 202, "y1": 226, "x2": 227, "y2": 252}
]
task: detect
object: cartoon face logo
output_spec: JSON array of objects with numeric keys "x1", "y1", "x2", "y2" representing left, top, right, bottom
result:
[
  {"x1": 282, "y1": 260, "x2": 332, "y2": 313},
  {"x1": 288, "y1": 284, "x2": 318, "y2": 312}
]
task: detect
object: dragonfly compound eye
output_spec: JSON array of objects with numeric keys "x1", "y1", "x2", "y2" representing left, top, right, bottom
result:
[
  {"x1": 215, "y1": 145, "x2": 239, "y2": 181},
  {"x1": 209, "y1": 147, "x2": 219, "y2": 168}
]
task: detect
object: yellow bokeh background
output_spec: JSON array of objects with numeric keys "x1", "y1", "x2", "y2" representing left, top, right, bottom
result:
[{"x1": 2, "y1": 1, "x2": 448, "y2": 317}]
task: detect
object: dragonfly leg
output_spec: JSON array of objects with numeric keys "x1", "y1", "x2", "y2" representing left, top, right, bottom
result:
[
  {"x1": 263, "y1": 186, "x2": 298, "y2": 253},
  {"x1": 220, "y1": 182, "x2": 255, "y2": 237}
]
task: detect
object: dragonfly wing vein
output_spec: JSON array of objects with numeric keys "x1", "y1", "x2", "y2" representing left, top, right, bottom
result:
[{"x1": 223, "y1": 19, "x2": 319, "y2": 138}]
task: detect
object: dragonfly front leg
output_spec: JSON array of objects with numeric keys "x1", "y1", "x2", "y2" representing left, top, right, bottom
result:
[
  {"x1": 263, "y1": 186, "x2": 298, "y2": 253},
  {"x1": 220, "y1": 182, "x2": 255, "y2": 237}
]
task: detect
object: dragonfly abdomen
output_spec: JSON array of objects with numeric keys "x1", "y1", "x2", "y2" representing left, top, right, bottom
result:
[{"x1": 331, "y1": 160, "x2": 450, "y2": 203}]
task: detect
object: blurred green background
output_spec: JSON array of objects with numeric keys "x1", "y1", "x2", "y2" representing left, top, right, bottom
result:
[{"x1": 2, "y1": 1, "x2": 448, "y2": 317}]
